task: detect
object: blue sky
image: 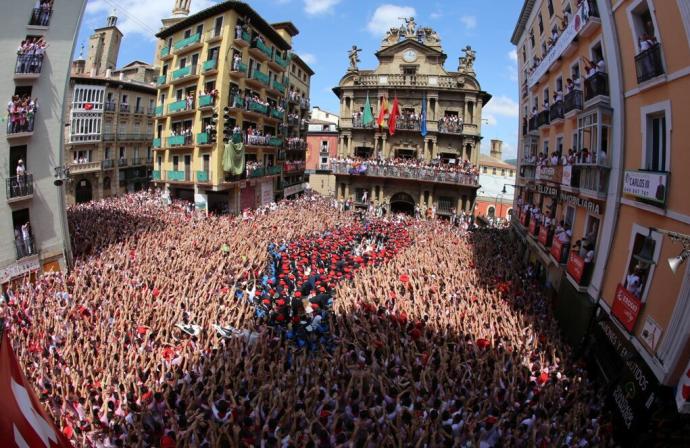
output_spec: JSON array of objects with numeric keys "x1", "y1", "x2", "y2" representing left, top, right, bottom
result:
[{"x1": 77, "y1": 0, "x2": 522, "y2": 159}]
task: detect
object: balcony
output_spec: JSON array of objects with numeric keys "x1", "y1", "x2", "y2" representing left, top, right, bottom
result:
[
  {"x1": 152, "y1": 138, "x2": 161, "y2": 148},
  {"x1": 352, "y1": 117, "x2": 376, "y2": 129},
  {"x1": 69, "y1": 134, "x2": 101, "y2": 144},
  {"x1": 230, "y1": 60, "x2": 248, "y2": 78},
  {"x1": 168, "y1": 134, "x2": 193, "y2": 148},
  {"x1": 528, "y1": 116, "x2": 538, "y2": 132},
  {"x1": 249, "y1": 70, "x2": 270, "y2": 88},
  {"x1": 171, "y1": 65, "x2": 199, "y2": 84},
  {"x1": 101, "y1": 159, "x2": 115, "y2": 170},
  {"x1": 269, "y1": 137, "x2": 283, "y2": 147},
  {"x1": 202, "y1": 58, "x2": 218, "y2": 74},
  {"x1": 103, "y1": 133, "x2": 116, "y2": 141},
  {"x1": 536, "y1": 110, "x2": 550, "y2": 128},
  {"x1": 287, "y1": 139, "x2": 306, "y2": 151},
  {"x1": 160, "y1": 46, "x2": 172, "y2": 60},
  {"x1": 196, "y1": 132, "x2": 212, "y2": 145},
  {"x1": 549, "y1": 101, "x2": 564, "y2": 123},
  {"x1": 234, "y1": 30, "x2": 251, "y2": 47},
  {"x1": 332, "y1": 162, "x2": 479, "y2": 187},
  {"x1": 14, "y1": 54, "x2": 44, "y2": 79},
  {"x1": 167, "y1": 170, "x2": 189, "y2": 182},
  {"x1": 152, "y1": 170, "x2": 161, "y2": 180},
  {"x1": 68, "y1": 161, "x2": 101, "y2": 174},
  {"x1": 247, "y1": 165, "x2": 282, "y2": 178},
  {"x1": 567, "y1": 251, "x2": 590, "y2": 287},
  {"x1": 133, "y1": 105, "x2": 147, "y2": 115},
  {"x1": 270, "y1": 108, "x2": 284, "y2": 120},
  {"x1": 249, "y1": 38, "x2": 273, "y2": 61},
  {"x1": 437, "y1": 120, "x2": 463, "y2": 134},
  {"x1": 104, "y1": 102, "x2": 116, "y2": 113},
  {"x1": 584, "y1": 72, "x2": 609, "y2": 103},
  {"x1": 173, "y1": 33, "x2": 202, "y2": 54},
  {"x1": 563, "y1": 90, "x2": 583, "y2": 116},
  {"x1": 154, "y1": 105, "x2": 164, "y2": 117},
  {"x1": 527, "y1": 1, "x2": 599, "y2": 88},
  {"x1": 167, "y1": 99, "x2": 194, "y2": 115},
  {"x1": 6, "y1": 175, "x2": 34, "y2": 202},
  {"x1": 156, "y1": 75, "x2": 168, "y2": 86},
  {"x1": 6, "y1": 109, "x2": 36, "y2": 139},
  {"x1": 635, "y1": 44, "x2": 665, "y2": 84},
  {"x1": 284, "y1": 161, "x2": 305, "y2": 173},
  {"x1": 230, "y1": 96, "x2": 245, "y2": 110},
  {"x1": 397, "y1": 118, "x2": 421, "y2": 131},
  {"x1": 119, "y1": 103, "x2": 130, "y2": 114},
  {"x1": 358, "y1": 74, "x2": 463, "y2": 89},
  {"x1": 247, "y1": 100, "x2": 269, "y2": 115},
  {"x1": 118, "y1": 158, "x2": 128, "y2": 167},
  {"x1": 206, "y1": 28, "x2": 223, "y2": 43},
  {"x1": 14, "y1": 234, "x2": 37, "y2": 260},
  {"x1": 198, "y1": 95, "x2": 215, "y2": 109},
  {"x1": 272, "y1": 80, "x2": 286, "y2": 95},
  {"x1": 273, "y1": 53, "x2": 289, "y2": 69},
  {"x1": 577, "y1": 166, "x2": 609, "y2": 200},
  {"x1": 28, "y1": 7, "x2": 52, "y2": 27},
  {"x1": 196, "y1": 171, "x2": 210, "y2": 183}
]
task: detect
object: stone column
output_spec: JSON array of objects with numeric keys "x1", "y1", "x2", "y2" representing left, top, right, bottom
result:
[
  {"x1": 347, "y1": 135, "x2": 353, "y2": 156},
  {"x1": 382, "y1": 135, "x2": 388, "y2": 159},
  {"x1": 343, "y1": 183, "x2": 350, "y2": 200}
]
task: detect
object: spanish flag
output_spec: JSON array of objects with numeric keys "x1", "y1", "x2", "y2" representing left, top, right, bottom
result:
[{"x1": 376, "y1": 96, "x2": 388, "y2": 128}]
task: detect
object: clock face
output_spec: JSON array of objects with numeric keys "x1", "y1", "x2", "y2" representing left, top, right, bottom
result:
[{"x1": 402, "y1": 50, "x2": 417, "y2": 62}]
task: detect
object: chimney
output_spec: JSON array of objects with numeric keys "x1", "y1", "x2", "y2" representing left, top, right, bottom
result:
[
  {"x1": 119, "y1": 72, "x2": 124, "y2": 81},
  {"x1": 90, "y1": 67, "x2": 96, "y2": 77},
  {"x1": 105, "y1": 68, "x2": 112, "y2": 78},
  {"x1": 490, "y1": 139, "x2": 503, "y2": 160}
]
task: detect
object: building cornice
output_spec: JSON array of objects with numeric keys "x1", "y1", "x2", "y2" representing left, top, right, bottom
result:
[{"x1": 511, "y1": 0, "x2": 537, "y2": 45}]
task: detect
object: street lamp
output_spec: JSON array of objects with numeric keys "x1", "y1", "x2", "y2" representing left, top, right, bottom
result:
[
  {"x1": 637, "y1": 228, "x2": 690, "y2": 274},
  {"x1": 53, "y1": 165, "x2": 71, "y2": 186}
]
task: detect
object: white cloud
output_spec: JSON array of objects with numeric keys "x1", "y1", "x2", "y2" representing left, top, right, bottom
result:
[
  {"x1": 460, "y1": 15, "x2": 477, "y2": 30},
  {"x1": 304, "y1": 0, "x2": 342, "y2": 16},
  {"x1": 84, "y1": 0, "x2": 216, "y2": 40},
  {"x1": 483, "y1": 96, "x2": 519, "y2": 118},
  {"x1": 430, "y1": 11, "x2": 442, "y2": 20},
  {"x1": 508, "y1": 49, "x2": 517, "y2": 62},
  {"x1": 367, "y1": 4, "x2": 416, "y2": 36},
  {"x1": 507, "y1": 64, "x2": 518, "y2": 82},
  {"x1": 299, "y1": 52, "x2": 317, "y2": 65}
]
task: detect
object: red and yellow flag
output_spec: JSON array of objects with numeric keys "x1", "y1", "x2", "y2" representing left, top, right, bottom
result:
[{"x1": 376, "y1": 96, "x2": 389, "y2": 128}]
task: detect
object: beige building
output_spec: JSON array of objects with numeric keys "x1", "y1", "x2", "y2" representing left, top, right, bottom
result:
[
  {"x1": 1, "y1": 1, "x2": 86, "y2": 285},
  {"x1": 65, "y1": 12, "x2": 157, "y2": 205},
  {"x1": 282, "y1": 49, "x2": 313, "y2": 198},
  {"x1": 152, "y1": 1, "x2": 308, "y2": 213},
  {"x1": 512, "y1": 0, "x2": 690, "y2": 442},
  {"x1": 332, "y1": 19, "x2": 490, "y2": 216}
]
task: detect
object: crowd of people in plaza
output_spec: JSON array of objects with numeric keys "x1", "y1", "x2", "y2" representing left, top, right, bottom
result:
[
  {"x1": 0, "y1": 191, "x2": 616, "y2": 447},
  {"x1": 6, "y1": 94, "x2": 39, "y2": 134}
]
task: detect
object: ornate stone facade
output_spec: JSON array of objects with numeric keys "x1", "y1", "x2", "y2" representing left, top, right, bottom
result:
[{"x1": 332, "y1": 20, "x2": 491, "y2": 216}]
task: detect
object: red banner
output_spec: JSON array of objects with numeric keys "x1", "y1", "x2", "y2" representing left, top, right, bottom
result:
[
  {"x1": 567, "y1": 251, "x2": 586, "y2": 283},
  {"x1": 538, "y1": 226, "x2": 550, "y2": 246},
  {"x1": 612, "y1": 284, "x2": 643, "y2": 332},
  {"x1": 521, "y1": 212, "x2": 528, "y2": 226},
  {"x1": 551, "y1": 237, "x2": 564, "y2": 262},
  {"x1": 529, "y1": 219, "x2": 537, "y2": 235},
  {"x1": 0, "y1": 330, "x2": 72, "y2": 447}
]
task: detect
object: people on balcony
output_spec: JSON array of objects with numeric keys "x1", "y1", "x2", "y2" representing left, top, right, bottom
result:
[
  {"x1": 197, "y1": 87, "x2": 218, "y2": 102},
  {"x1": 16, "y1": 36, "x2": 47, "y2": 73},
  {"x1": 331, "y1": 156, "x2": 478, "y2": 180},
  {"x1": 30, "y1": 0, "x2": 53, "y2": 26},
  {"x1": 7, "y1": 94, "x2": 38, "y2": 134},
  {"x1": 566, "y1": 77, "x2": 581, "y2": 93},
  {"x1": 438, "y1": 114, "x2": 463, "y2": 133},
  {"x1": 245, "y1": 127, "x2": 273, "y2": 146},
  {"x1": 232, "y1": 52, "x2": 242, "y2": 71}
]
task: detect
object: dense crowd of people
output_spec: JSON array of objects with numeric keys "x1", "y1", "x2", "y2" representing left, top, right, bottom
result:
[
  {"x1": 15, "y1": 36, "x2": 47, "y2": 74},
  {"x1": 1, "y1": 191, "x2": 615, "y2": 447},
  {"x1": 523, "y1": 146, "x2": 608, "y2": 167},
  {"x1": 6, "y1": 94, "x2": 39, "y2": 134},
  {"x1": 438, "y1": 114, "x2": 463, "y2": 133}
]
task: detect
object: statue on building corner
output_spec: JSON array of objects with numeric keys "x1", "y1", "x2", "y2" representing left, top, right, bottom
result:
[
  {"x1": 462, "y1": 46, "x2": 476, "y2": 69},
  {"x1": 399, "y1": 16, "x2": 417, "y2": 37},
  {"x1": 348, "y1": 45, "x2": 361, "y2": 71}
]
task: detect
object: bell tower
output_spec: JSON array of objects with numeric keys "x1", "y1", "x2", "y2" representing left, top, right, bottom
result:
[
  {"x1": 172, "y1": 0, "x2": 191, "y2": 17},
  {"x1": 86, "y1": 8, "x2": 122, "y2": 76}
]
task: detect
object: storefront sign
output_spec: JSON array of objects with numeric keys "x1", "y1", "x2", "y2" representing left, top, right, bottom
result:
[
  {"x1": 562, "y1": 165, "x2": 572, "y2": 186},
  {"x1": 612, "y1": 284, "x2": 643, "y2": 333},
  {"x1": 640, "y1": 316, "x2": 662, "y2": 351},
  {"x1": 538, "y1": 226, "x2": 550, "y2": 246},
  {"x1": 595, "y1": 316, "x2": 658, "y2": 433},
  {"x1": 536, "y1": 166, "x2": 562, "y2": 183},
  {"x1": 536, "y1": 184, "x2": 558, "y2": 196},
  {"x1": 0, "y1": 257, "x2": 40, "y2": 284},
  {"x1": 559, "y1": 192, "x2": 601, "y2": 215},
  {"x1": 567, "y1": 251, "x2": 585, "y2": 283},
  {"x1": 623, "y1": 170, "x2": 668, "y2": 205},
  {"x1": 551, "y1": 237, "x2": 566, "y2": 262},
  {"x1": 284, "y1": 182, "x2": 306, "y2": 197}
]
